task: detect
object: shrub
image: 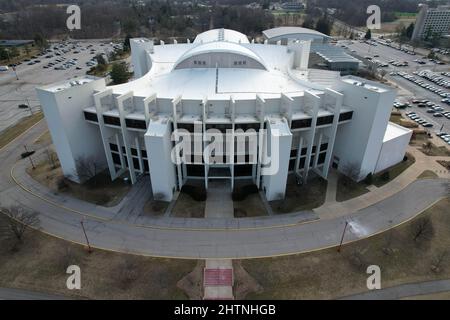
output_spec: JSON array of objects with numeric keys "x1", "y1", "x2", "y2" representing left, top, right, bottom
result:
[
  {"x1": 57, "y1": 177, "x2": 69, "y2": 191},
  {"x1": 181, "y1": 185, "x2": 207, "y2": 201},
  {"x1": 364, "y1": 173, "x2": 373, "y2": 185},
  {"x1": 381, "y1": 171, "x2": 390, "y2": 181},
  {"x1": 232, "y1": 184, "x2": 258, "y2": 201}
]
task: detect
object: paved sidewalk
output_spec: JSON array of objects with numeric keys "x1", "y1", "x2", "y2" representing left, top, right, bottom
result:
[
  {"x1": 341, "y1": 279, "x2": 450, "y2": 300},
  {"x1": 204, "y1": 260, "x2": 234, "y2": 300},
  {"x1": 315, "y1": 147, "x2": 450, "y2": 219},
  {"x1": 323, "y1": 170, "x2": 338, "y2": 205},
  {"x1": 205, "y1": 181, "x2": 234, "y2": 219}
]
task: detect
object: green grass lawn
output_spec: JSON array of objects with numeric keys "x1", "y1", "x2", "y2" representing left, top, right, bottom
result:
[
  {"x1": 0, "y1": 214, "x2": 196, "y2": 299},
  {"x1": 373, "y1": 154, "x2": 416, "y2": 187},
  {"x1": 270, "y1": 175, "x2": 328, "y2": 213},
  {"x1": 0, "y1": 112, "x2": 44, "y2": 149},
  {"x1": 242, "y1": 197, "x2": 450, "y2": 299},
  {"x1": 336, "y1": 175, "x2": 370, "y2": 202}
]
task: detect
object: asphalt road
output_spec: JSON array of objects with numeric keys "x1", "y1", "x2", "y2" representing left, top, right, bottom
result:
[
  {"x1": 0, "y1": 119, "x2": 447, "y2": 259},
  {"x1": 0, "y1": 41, "x2": 117, "y2": 132},
  {"x1": 0, "y1": 287, "x2": 67, "y2": 300}
]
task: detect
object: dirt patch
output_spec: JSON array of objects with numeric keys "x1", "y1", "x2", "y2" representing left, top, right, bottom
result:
[
  {"x1": 27, "y1": 154, "x2": 131, "y2": 207},
  {"x1": 0, "y1": 214, "x2": 196, "y2": 299},
  {"x1": 372, "y1": 153, "x2": 415, "y2": 187},
  {"x1": 33, "y1": 130, "x2": 52, "y2": 147},
  {"x1": 0, "y1": 112, "x2": 43, "y2": 149},
  {"x1": 233, "y1": 260, "x2": 263, "y2": 300},
  {"x1": 418, "y1": 170, "x2": 439, "y2": 180},
  {"x1": 143, "y1": 199, "x2": 169, "y2": 217},
  {"x1": 410, "y1": 132, "x2": 431, "y2": 147},
  {"x1": 242, "y1": 197, "x2": 450, "y2": 299},
  {"x1": 336, "y1": 175, "x2": 370, "y2": 202},
  {"x1": 234, "y1": 193, "x2": 267, "y2": 218},
  {"x1": 177, "y1": 261, "x2": 204, "y2": 300},
  {"x1": 270, "y1": 175, "x2": 327, "y2": 214},
  {"x1": 437, "y1": 161, "x2": 450, "y2": 171},
  {"x1": 172, "y1": 192, "x2": 205, "y2": 218},
  {"x1": 420, "y1": 143, "x2": 450, "y2": 157}
]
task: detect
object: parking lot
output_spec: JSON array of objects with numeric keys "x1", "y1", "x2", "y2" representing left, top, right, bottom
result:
[
  {"x1": 0, "y1": 40, "x2": 119, "y2": 132},
  {"x1": 340, "y1": 38, "x2": 450, "y2": 133}
]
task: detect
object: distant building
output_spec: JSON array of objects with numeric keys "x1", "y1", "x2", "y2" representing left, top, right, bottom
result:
[
  {"x1": 263, "y1": 27, "x2": 360, "y2": 73},
  {"x1": 281, "y1": 2, "x2": 304, "y2": 12},
  {"x1": 412, "y1": 4, "x2": 450, "y2": 41}
]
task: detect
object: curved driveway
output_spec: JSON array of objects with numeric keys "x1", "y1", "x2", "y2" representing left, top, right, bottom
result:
[{"x1": 0, "y1": 120, "x2": 448, "y2": 259}]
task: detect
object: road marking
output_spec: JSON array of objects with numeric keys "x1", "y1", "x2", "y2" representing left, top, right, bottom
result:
[
  {"x1": 0, "y1": 195, "x2": 445, "y2": 260},
  {"x1": 10, "y1": 161, "x2": 317, "y2": 232}
]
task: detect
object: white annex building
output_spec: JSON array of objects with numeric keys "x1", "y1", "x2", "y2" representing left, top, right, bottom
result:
[{"x1": 36, "y1": 28, "x2": 412, "y2": 202}]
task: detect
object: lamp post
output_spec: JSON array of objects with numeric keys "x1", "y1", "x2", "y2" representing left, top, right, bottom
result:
[
  {"x1": 80, "y1": 219, "x2": 92, "y2": 253},
  {"x1": 24, "y1": 145, "x2": 35, "y2": 169},
  {"x1": 337, "y1": 221, "x2": 349, "y2": 253}
]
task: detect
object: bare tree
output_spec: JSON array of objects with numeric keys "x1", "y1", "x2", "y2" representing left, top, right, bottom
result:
[
  {"x1": 74, "y1": 156, "x2": 103, "y2": 184},
  {"x1": 431, "y1": 250, "x2": 448, "y2": 274},
  {"x1": 422, "y1": 141, "x2": 433, "y2": 155},
  {"x1": 411, "y1": 217, "x2": 434, "y2": 243},
  {"x1": 0, "y1": 206, "x2": 40, "y2": 243},
  {"x1": 46, "y1": 149, "x2": 58, "y2": 169}
]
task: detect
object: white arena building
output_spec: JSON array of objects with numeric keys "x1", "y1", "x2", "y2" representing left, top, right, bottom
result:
[{"x1": 36, "y1": 28, "x2": 412, "y2": 202}]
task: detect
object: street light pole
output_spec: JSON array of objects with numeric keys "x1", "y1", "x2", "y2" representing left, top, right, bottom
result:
[
  {"x1": 26, "y1": 98, "x2": 33, "y2": 115},
  {"x1": 337, "y1": 221, "x2": 349, "y2": 253},
  {"x1": 24, "y1": 145, "x2": 35, "y2": 169},
  {"x1": 80, "y1": 219, "x2": 92, "y2": 253},
  {"x1": 5, "y1": 49, "x2": 19, "y2": 80}
]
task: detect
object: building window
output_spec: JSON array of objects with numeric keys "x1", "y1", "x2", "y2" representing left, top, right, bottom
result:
[
  {"x1": 289, "y1": 159, "x2": 296, "y2": 171},
  {"x1": 339, "y1": 111, "x2": 354, "y2": 122},
  {"x1": 131, "y1": 148, "x2": 138, "y2": 157},
  {"x1": 103, "y1": 115, "x2": 121, "y2": 126},
  {"x1": 112, "y1": 153, "x2": 121, "y2": 165},
  {"x1": 301, "y1": 147, "x2": 307, "y2": 156},
  {"x1": 290, "y1": 149, "x2": 298, "y2": 158},
  {"x1": 318, "y1": 152, "x2": 326, "y2": 165},
  {"x1": 144, "y1": 160, "x2": 149, "y2": 173},
  {"x1": 299, "y1": 157, "x2": 306, "y2": 169},
  {"x1": 316, "y1": 115, "x2": 334, "y2": 126},
  {"x1": 125, "y1": 118, "x2": 146, "y2": 130},
  {"x1": 109, "y1": 143, "x2": 119, "y2": 152},
  {"x1": 320, "y1": 143, "x2": 329, "y2": 152},
  {"x1": 235, "y1": 165, "x2": 253, "y2": 177},
  {"x1": 186, "y1": 164, "x2": 205, "y2": 177},
  {"x1": 235, "y1": 123, "x2": 260, "y2": 132},
  {"x1": 177, "y1": 123, "x2": 195, "y2": 132},
  {"x1": 206, "y1": 124, "x2": 232, "y2": 133},
  {"x1": 291, "y1": 118, "x2": 312, "y2": 129},
  {"x1": 132, "y1": 158, "x2": 140, "y2": 170},
  {"x1": 84, "y1": 111, "x2": 98, "y2": 122},
  {"x1": 141, "y1": 149, "x2": 148, "y2": 158}
]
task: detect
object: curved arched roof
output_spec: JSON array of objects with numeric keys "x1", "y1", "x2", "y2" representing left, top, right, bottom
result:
[
  {"x1": 263, "y1": 27, "x2": 330, "y2": 40},
  {"x1": 194, "y1": 28, "x2": 250, "y2": 44},
  {"x1": 173, "y1": 41, "x2": 267, "y2": 70}
]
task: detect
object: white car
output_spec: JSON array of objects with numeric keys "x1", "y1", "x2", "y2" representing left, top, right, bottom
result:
[{"x1": 0, "y1": 65, "x2": 9, "y2": 72}]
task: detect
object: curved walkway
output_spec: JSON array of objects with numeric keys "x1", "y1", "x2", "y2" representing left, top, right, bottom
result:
[
  {"x1": 341, "y1": 279, "x2": 450, "y2": 300},
  {"x1": 0, "y1": 120, "x2": 449, "y2": 258}
]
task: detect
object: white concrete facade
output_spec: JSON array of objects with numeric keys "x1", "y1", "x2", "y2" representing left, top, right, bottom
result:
[{"x1": 36, "y1": 28, "x2": 411, "y2": 202}]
